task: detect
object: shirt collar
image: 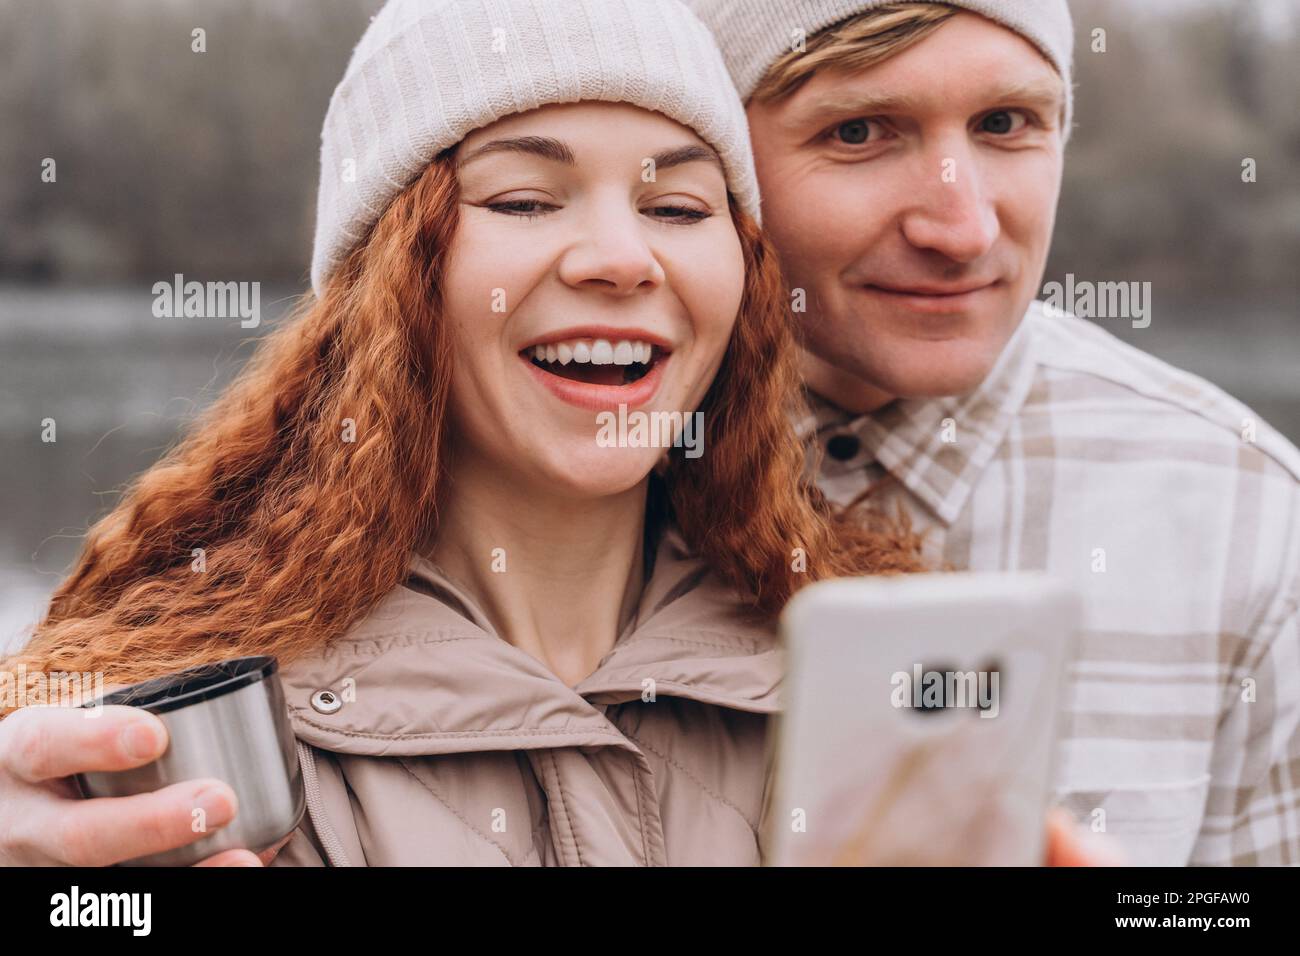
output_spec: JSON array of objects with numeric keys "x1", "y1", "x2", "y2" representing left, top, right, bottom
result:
[{"x1": 798, "y1": 303, "x2": 1041, "y2": 526}]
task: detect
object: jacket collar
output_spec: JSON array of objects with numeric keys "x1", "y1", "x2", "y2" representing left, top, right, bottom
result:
[
  {"x1": 798, "y1": 301, "x2": 1042, "y2": 526},
  {"x1": 279, "y1": 526, "x2": 782, "y2": 758}
]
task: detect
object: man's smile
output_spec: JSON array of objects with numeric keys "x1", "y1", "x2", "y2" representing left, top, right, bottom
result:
[{"x1": 858, "y1": 279, "x2": 1001, "y2": 313}]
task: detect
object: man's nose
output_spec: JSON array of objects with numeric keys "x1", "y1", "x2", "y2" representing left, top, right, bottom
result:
[
  {"x1": 556, "y1": 204, "x2": 666, "y2": 295},
  {"x1": 898, "y1": 144, "x2": 1000, "y2": 264}
]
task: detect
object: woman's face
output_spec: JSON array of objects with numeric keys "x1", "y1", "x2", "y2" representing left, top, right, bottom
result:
[{"x1": 442, "y1": 101, "x2": 745, "y2": 499}]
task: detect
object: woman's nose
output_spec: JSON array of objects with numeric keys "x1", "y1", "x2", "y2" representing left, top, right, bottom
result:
[{"x1": 556, "y1": 205, "x2": 666, "y2": 295}]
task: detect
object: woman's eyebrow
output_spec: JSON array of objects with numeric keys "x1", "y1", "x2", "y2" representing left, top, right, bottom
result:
[
  {"x1": 457, "y1": 135, "x2": 576, "y2": 168},
  {"x1": 455, "y1": 136, "x2": 721, "y2": 172},
  {"x1": 650, "y1": 144, "x2": 722, "y2": 172}
]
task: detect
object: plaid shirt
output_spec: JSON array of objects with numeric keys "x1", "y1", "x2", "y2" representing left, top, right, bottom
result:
[{"x1": 800, "y1": 301, "x2": 1300, "y2": 866}]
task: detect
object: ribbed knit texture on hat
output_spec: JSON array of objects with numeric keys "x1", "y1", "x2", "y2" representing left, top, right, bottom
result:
[
  {"x1": 311, "y1": 0, "x2": 760, "y2": 296},
  {"x1": 684, "y1": 0, "x2": 1074, "y2": 132}
]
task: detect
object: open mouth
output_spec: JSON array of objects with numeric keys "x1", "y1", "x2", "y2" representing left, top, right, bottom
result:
[{"x1": 522, "y1": 338, "x2": 665, "y2": 387}]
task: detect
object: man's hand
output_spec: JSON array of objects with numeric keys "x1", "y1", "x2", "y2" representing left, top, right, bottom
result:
[
  {"x1": 195, "y1": 835, "x2": 292, "y2": 867},
  {"x1": 1045, "y1": 806, "x2": 1124, "y2": 866},
  {"x1": 0, "y1": 704, "x2": 286, "y2": 867}
]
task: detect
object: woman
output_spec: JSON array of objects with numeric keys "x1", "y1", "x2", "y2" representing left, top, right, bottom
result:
[{"x1": 0, "y1": 0, "x2": 922, "y2": 865}]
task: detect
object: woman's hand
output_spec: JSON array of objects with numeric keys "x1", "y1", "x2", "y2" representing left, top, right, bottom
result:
[
  {"x1": 1045, "y1": 806, "x2": 1125, "y2": 866},
  {"x1": 0, "y1": 704, "x2": 281, "y2": 866}
]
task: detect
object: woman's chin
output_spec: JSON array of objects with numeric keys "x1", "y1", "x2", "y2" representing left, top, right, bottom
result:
[{"x1": 526, "y1": 445, "x2": 666, "y2": 500}]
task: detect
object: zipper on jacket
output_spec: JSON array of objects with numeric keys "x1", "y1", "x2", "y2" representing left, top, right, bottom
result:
[{"x1": 296, "y1": 739, "x2": 353, "y2": 867}]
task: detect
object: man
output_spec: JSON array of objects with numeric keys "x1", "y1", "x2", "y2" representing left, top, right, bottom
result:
[{"x1": 687, "y1": 0, "x2": 1300, "y2": 865}]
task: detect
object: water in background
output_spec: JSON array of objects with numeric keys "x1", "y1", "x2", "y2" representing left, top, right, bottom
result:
[
  {"x1": 2, "y1": 285, "x2": 1297, "y2": 655},
  {"x1": 0, "y1": 285, "x2": 301, "y2": 654}
]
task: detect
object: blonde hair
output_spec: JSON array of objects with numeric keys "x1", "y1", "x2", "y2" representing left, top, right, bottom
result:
[{"x1": 750, "y1": 3, "x2": 958, "y2": 104}]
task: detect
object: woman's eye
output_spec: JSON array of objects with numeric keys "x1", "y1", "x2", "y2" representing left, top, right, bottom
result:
[
  {"x1": 980, "y1": 110, "x2": 1028, "y2": 135},
  {"x1": 831, "y1": 118, "x2": 883, "y2": 145},
  {"x1": 486, "y1": 198, "x2": 555, "y2": 218},
  {"x1": 643, "y1": 204, "x2": 710, "y2": 224}
]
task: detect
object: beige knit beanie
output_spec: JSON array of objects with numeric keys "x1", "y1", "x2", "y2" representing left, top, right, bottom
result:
[
  {"x1": 311, "y1": 0, "x2": 760, "y2": 296},
  {"x1": 684, "y1": 0, "x2": 1074, "y2": 133}
]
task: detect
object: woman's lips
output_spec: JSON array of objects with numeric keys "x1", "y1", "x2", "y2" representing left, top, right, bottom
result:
[{"x1": 521, "y1": 351, "x2": 669, "y2": 411}]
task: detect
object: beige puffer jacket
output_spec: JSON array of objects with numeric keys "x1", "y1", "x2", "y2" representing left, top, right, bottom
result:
[{"x1": 270, "y1": 528, "x2": 784, "y2": 866}]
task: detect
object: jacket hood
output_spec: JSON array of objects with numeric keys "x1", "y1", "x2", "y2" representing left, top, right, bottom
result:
[{"x1": 279, "y1": 528, "x2": 784, "y2": 759}]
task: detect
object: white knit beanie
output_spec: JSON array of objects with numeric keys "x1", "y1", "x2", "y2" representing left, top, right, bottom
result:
[
  {"x1": 684, "y1": 0, "x2": 1074, "y2": 133},
  {"x1": 311, "y1": 0, "x2": 760, "y2": 296}
]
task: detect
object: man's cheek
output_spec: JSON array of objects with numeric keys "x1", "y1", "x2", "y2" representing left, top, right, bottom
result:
[
  {"x1": 772, "y1": 207, "x2": 840, "y2": 274},
  {"x1": 802, "y1": 194, "x2": 880, "y2": 260}
]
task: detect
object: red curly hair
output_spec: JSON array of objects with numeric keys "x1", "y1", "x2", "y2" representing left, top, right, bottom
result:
[{"x1": 2, "y1": 150, "x2": 923, "y2": 703}]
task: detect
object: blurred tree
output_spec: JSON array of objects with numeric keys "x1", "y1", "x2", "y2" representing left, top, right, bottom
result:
[{"x1": 0, "y1": 0, "x2": 1295, "y2": 299}]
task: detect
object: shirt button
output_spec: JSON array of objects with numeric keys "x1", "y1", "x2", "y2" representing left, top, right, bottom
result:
[
  {"x1": 310, "y1": 689, "x2": 343, "y2": 715},
  {"x1": 825, "y1": 433, "x2": 862, "y2": 461}
]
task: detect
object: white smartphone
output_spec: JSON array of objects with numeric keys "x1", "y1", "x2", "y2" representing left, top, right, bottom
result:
[{"x1": 763, "y1": 572, "x2": 1080, "y2": 866}]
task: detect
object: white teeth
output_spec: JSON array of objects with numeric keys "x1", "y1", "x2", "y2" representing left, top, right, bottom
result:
[{"x1": 527, "y1": 338, "x2": 658, "y2": 365}]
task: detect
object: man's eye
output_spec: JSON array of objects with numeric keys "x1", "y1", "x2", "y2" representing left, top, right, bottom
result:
[
  {"x1": 487, "y1": 199, "x2": 555, "y2": 217},
  {"x1": 980, "y1": 110, "x2": 1028, "y2": 135},
  {"x1": 831, "y1": 118, "x2": 882, "y2": 145}
]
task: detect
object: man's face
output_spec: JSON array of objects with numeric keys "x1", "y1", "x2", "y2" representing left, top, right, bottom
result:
[{"x1": 746, "y1": 12, "x2": 1065, "y2": 411}]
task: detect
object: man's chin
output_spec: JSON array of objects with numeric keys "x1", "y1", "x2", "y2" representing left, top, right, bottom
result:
[
  {"x1": 800, "y1": 332, "x2": 1011, "y2": 411},
  {"x1": 878, "y1": 324, "x2": 1020, "y2": 395},
  {"x1": 883, "y1": 362, "x2": 994, "y2": 400},
  {"x1": 824, "y1": 339, "x2": 997, "y2": 403}
]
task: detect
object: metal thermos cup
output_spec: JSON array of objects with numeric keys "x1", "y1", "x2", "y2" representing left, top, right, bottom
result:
[{"x1": 75, "y1": 655, "x2": 304, "y2": 866}]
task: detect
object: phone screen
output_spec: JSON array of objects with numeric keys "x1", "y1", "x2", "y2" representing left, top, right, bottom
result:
[{"x1": 763, "y1": 574, "x2": 1078, "y2": 866}]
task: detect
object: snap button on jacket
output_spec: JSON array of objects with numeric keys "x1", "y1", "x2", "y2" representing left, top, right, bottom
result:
[{"x1": 271, "y1": 529, "x2": 785, "y2": 866}]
